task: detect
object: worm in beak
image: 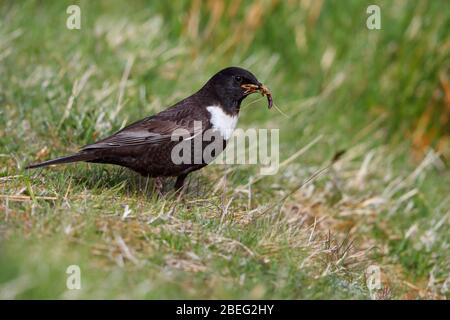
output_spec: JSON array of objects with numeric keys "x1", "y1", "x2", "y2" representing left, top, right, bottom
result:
[{"x1": 241, "y1": 83, "x2": 273, "y2": 109}]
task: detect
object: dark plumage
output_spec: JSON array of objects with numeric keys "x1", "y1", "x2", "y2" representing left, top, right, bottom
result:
[{"x1": 26, "y1": 67, "x2": 272, "y2": 191}]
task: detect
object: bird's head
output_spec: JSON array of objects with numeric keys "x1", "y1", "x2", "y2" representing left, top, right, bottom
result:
[{"x1": 203, "y1": 67, "x2": 273, "y2": 113}]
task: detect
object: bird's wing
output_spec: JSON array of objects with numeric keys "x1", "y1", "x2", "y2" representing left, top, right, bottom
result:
[
  {"x1": 81, "y1": 117, "x2": 204, "y2": 150},
  {"x1": 81, "y1": 93, "x2": 212, "y2": 151}
]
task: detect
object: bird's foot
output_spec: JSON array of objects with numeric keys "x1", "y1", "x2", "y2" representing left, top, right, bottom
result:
[{"x1": 154, "y1": 177, "x2": 164, "y2": 197}]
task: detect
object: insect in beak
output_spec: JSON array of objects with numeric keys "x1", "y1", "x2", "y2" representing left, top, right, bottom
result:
[{"x1": 241, "y1": 83, "x2": 273, "y2": 109}]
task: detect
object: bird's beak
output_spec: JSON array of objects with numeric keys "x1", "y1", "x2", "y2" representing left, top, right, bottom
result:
[{"x1": 241, "y1": 83, "x2": 273, "y2": 109}]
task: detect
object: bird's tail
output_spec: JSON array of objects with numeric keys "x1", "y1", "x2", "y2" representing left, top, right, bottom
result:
[{"x1": 26, "y1": 152, "x2": 96, "y2": 169}]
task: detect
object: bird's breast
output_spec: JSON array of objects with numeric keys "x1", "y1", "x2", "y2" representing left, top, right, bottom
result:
[{"x1": 206, "y1": 105, "x2": 238, "y2": 140}]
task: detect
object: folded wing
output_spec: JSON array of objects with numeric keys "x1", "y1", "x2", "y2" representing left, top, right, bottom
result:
[{"x1": 81, "y1": 117, "x2": 203, "y2": 151}]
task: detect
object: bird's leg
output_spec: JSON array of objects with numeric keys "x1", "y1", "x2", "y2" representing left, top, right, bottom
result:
[
  {"x1": 174, "y1": 174, "x2": 187, "y2": 191},
  {"x1": 174, "y1": 174, "x2": 188, "y2": 201},
  {"x1": 154, "y1": 177, "x2": 164, "y2": 196}
]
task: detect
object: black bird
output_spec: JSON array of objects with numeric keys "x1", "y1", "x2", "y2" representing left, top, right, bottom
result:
[{"x1": 26, "y1": 67, "x2": 273, "y2": 191}]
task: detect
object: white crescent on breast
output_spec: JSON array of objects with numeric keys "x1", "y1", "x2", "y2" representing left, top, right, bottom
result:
[{"x1": 206, "y1": 106, "x2": 238, "y2": 140}]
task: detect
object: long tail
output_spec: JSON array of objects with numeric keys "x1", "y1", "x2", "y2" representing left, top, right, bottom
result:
[{"x1": 26, "y1": 152, "x2": 96, "y2": 169}]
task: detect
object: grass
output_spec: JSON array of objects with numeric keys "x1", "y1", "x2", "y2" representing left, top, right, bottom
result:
[{"x1": 0, "y1": 0, "x2": 449, "y2": 299}]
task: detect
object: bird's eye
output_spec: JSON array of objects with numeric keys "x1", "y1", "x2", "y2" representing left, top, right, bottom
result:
[{"x1": 235, "y1": 76, "x2": 243, "y2": 83}]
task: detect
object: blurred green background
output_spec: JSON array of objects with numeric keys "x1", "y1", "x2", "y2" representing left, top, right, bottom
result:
[
  {"x1": 1, "y1": 0, "x2": 449, "y2": 156},
  {"x1": 0, "y1": 0, "x2": 449, "y2": 299}
]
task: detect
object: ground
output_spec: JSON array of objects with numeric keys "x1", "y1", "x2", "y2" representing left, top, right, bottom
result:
[{"x1": 0, "y1": 0, "x2": 449, "y2": 299}]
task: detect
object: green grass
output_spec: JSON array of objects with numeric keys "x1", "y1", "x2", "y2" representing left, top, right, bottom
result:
[{"x1": 0, "y1": 0, "x2": 449, "y2": 299}]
